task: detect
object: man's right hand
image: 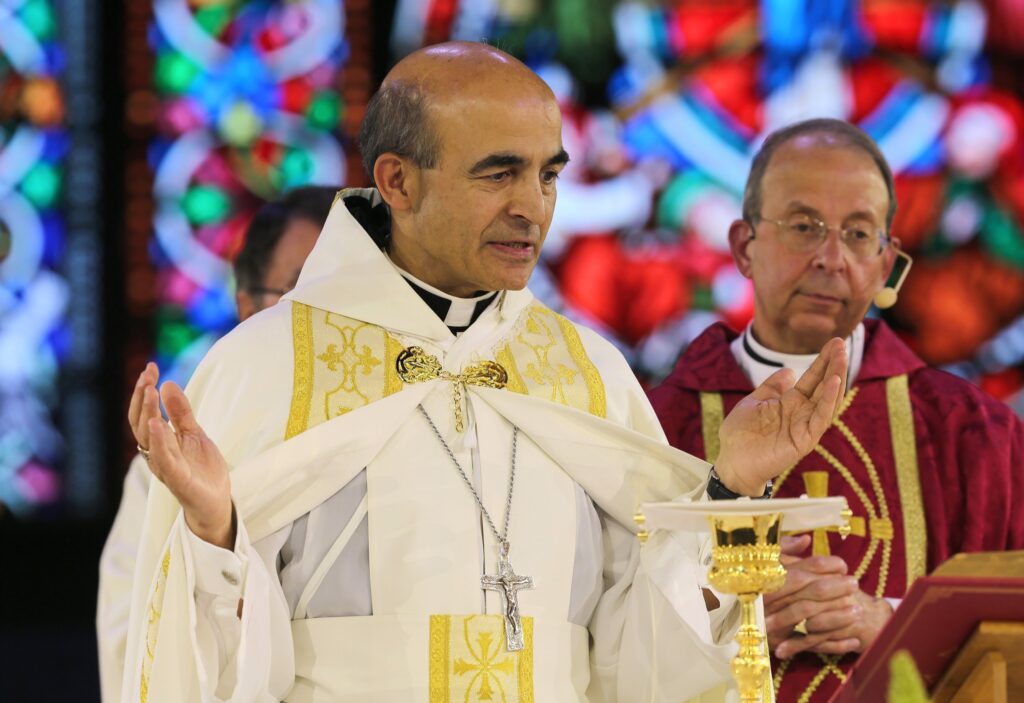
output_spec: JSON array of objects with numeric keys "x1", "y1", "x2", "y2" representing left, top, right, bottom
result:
[
  {"x1": 128, "y1": 363, "x2": 235, "y2": 549},
  {"x1": 715, "y1": 338, "x2": 847, "y2": 496}
]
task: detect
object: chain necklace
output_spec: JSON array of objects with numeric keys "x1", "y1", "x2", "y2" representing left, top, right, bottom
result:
[{"x1": 418, "y1": 404, "x2": 534, "y2": 651}]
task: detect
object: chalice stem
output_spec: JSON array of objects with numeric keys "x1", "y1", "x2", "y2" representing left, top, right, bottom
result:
[{"x1": 734, "y1": 593, "x2": 770, "y2": 703}]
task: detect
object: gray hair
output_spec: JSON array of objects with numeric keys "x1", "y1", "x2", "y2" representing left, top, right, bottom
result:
[
  {"x1": 742, "y1": 118, "x2": 897, "y2": 230},
  {"x1": 358, "y1": 80, "x2": 440, "y2": 184}
]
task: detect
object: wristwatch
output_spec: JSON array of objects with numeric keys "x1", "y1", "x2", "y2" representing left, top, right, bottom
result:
[{"x1": 706, "y1": 466, "x2": 773, "y2": 500}]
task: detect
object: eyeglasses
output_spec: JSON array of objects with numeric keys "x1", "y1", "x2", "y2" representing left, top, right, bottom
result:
[{"x1": 754, "y1": 213, "x2": 890, "y2": 260}]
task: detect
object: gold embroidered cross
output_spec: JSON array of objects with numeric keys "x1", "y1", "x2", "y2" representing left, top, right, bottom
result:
[
  {"x1": 802, "y1": 471, "x2": 891, "y2": 556},
  {"x1": 317, "y1": 342, "x2": 381, "y2": 374},
  {"x1": 452, "y1": 630, "x2": 515, "y2": 700},
  {"x1": 524, "y1": 360, "x2": 577, "y2": 404},
  {"x1": 395, "y1": 346, "x2": 508, "y2": 431}
]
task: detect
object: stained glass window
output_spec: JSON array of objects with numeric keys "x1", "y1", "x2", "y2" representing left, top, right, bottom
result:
[
  {"x1": 0, "y1": 0, "x2": 104, "y2": 517},
  {"x1": 133, "y1": 0, "x2": 364, "y2": 393},
  {"x1": 389, "y1": 0, "x2": 1024, "y2": 413}
]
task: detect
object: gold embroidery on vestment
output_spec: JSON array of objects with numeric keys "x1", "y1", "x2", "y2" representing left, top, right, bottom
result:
[
  {"x1": 428, "y1": 614, "x2": 534, "y2": 703},
  {"x1": 833, "y1": 416, "x2": 893, "y2": 594},
  {"x1": 698, "y1": 392, "x2": 724, "y2": 462},
  {"x1": 140, "y1": 548, "x2": 171, "y2": 703},
  {"x1": 288, "y1": 301, "x2": 608, "y2": 437},
  {"x1": 790, "y1": 654, "x2": 847, "y2": 703},
  {"x1": 886, "y1": 374, "x2": 927, "y2": 588},
  {"x1": 286, "y1": 302, "x2": 314, "y2": 439},
  {"x1": 496, "y1": 303, "x2": 606, "y2": 418},
  {"x1": 808, "y1": 444, "x2": 884, "y2": 583},
  {"x1": 286, "y1": 303, "x2": 404, "y2": 438}
]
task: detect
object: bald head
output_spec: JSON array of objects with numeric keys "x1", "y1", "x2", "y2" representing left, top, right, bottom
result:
[
  {"x1": 743, "y1": 118, "x2": 897, "y2": 230},
  {"x1": 386, "y1": 41, "x2": 550, "y2": 95},
  {"x1": 359, "y1": 42, "x2": 555, "y2": 183}
]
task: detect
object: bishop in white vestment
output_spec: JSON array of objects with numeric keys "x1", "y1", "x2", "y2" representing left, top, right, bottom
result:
[
  {"x1": 120, "y1": 42, "x2": 846, "y2": 703},
  {"x1": 123, "y1": 188, "x2": 748, "y2": 702}
]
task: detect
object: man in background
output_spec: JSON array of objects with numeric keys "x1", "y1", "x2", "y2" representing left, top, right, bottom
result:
[
  {"x1": 650, "y1": 118, "x2": 1024, "y2": 702},
  {"x1": 96, "y1": 185, "x2": 335, "y2": 703}
]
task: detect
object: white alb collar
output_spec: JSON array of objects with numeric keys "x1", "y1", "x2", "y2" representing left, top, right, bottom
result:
[{"x1": 730, "y1": 322, "x2": 864, "y2": 390}]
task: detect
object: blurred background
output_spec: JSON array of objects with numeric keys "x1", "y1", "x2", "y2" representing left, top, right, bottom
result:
[{"x1": 1, "y1": 0, "x2": 1022, "y2": 700}]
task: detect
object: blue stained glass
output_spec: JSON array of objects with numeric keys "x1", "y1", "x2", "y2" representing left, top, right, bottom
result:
[
  {"x1": 147, "y1": 23, "x2": 168, "y2": 53},
  {"x1": 187, "y1": 286, "x2": 237, "y2": 331},
  {"x1": 860, "y1": 84, "x2": 924, "y2": 140},
  {"x1": 148, "y1": 238, "x2": 172, "y2": 268},
  {"x1": 146, "y1": 138, "x2": 173, "y2": 172},
  {"x1": 622, "y1": 114, "x2": 693, "y2": 170},
  {"x1": 42, "y1": 129, "x2": 69, "y2": 161},
  {"x1": 762, "y1": 0, "x2": 810, "y2": 54},
  {"x1": 902, "y1": 139, "x2": 945, "y2": 175},
  {"x1": 44, "y1": 44, "x2": 65, "y2": 73},
  {"x1": 336, "y1": 39, "x2": 351, "y2": 65},
  {"x1": 40, "y1": 212, "x2": 64, "y2": 267},
  {"x1": 48, "y1": 325, "x2": 72, "y2": 362}
]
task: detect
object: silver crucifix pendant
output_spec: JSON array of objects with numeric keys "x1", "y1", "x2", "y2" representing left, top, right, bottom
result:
[{"x1": 480, "y1": 545, "x2": 534, "y2": 651}]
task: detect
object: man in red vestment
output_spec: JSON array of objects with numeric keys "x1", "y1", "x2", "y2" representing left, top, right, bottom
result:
[{"x1": 649, "y1": 118, "x2": 1024, "y2": 703}]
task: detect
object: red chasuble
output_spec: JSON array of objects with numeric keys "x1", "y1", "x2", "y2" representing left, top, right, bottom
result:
[{"x1": 648, "y1": 320, "x2": 1024, "y2": 703}]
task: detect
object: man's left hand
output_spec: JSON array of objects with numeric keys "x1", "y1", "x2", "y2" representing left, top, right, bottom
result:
[
  {"x1": 769, "y1": 584, "x2": 893, "y2": 659},
  {"x1": 714, "y1": 337, "x2": 847, "y2": 495}
]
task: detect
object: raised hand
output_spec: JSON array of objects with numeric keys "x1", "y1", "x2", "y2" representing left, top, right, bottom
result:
[
  {"x1": 714, "y1": 337, "x2": 847, "y2": 495},
  {"x1": 128, "y1": 365, "x2": 234, "y2": 548},
  {"x1": 128, "y1": 362, "x2": 161, "y2": 453}
]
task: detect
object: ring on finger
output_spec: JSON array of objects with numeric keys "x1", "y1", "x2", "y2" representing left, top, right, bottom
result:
[
  {"x1": 793, "y1": 618, "x2": 809, "y2": 636},
  {"x1": 137, "y1": 444, "x2": 151, "y2": 463}
]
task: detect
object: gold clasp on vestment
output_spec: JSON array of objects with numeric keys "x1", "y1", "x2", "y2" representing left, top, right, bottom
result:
[{"x1": 395, "y1": 346, "x2": 508, "y2": 431}]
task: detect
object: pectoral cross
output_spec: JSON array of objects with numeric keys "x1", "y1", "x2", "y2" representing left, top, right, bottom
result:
[{"x1": 481, "y1": 548, "x2": 534, "y2": 652}]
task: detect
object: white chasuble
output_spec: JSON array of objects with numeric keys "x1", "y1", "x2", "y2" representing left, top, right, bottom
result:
[{"x1": 121, "y1": 189, "x2": 747, "y2": 703}]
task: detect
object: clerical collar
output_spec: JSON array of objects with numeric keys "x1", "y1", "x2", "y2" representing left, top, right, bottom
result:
[
  {"x1": 730, "y1": 323, "x2": 865, "y2": 391},
  {"x1": 393, "y1": 267, "x2": 498, "y2": 334}
]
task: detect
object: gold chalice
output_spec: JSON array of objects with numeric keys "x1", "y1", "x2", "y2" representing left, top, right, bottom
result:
[
  {"x1": 707, "y1": 512, "x2": 786, "y2": 703},
  {"x1": 638, "y1": 496, "x2": 851, "y2": 703}
]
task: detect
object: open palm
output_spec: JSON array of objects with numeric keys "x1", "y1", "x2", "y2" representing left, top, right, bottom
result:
[
  {"x1": 715, "y1": 338, "x2": 847, "y2": 495},
  {"x1": 129, "y1": 364, "x2": 234, "y2": 548}
]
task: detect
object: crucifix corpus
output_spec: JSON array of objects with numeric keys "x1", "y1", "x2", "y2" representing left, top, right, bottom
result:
[{"x1": 481, "y1": 543, "x2": 534, "y2": 651}]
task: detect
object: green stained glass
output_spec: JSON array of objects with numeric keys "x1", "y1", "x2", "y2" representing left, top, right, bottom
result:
[
  {"x1": 279, "y1": 149, "x2": 313, "y2": 189},
  {"x1": 156, "y1": 313, "x2": 200, "y2": 358},
  {"x1": 182, "y1": 186, "x2": 231, "y2": 225},
  {"x1": 19, "y1": 0, "x2": 55, "y2": 40},
  {"x1": 306, "y1": 91, "x2": 341, "y2": 130},
  {"x1": 195, "y1": 4, "x2": 232, "y2": 38},
  {"x1": 155, "y1": 52, "x2": 200, "y2": 94},
  {"x1": 21, "y1": 163, "x2": 61, "y2": 208},
  {"x1": 658, "y1": 171, "x2": 714, "y2": 229},
  {"x1": 981, "y1": 204, "x2": 1024, "y2": 269},
  {"x1": 691, "y1": 286, "x2": 714, "y2": 311}
]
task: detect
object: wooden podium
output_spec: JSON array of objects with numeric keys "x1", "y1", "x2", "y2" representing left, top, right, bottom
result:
[{"x1": 829, "y1": 552, "x2": 1024, "y2": 703}]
